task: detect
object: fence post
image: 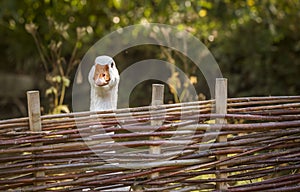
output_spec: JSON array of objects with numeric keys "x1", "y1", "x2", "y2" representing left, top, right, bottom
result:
[
  {"x1": 27, "y1": 91, "x2": 45, "y2": 185},
  {"x1": 150, "y1": 84, "x2": 164, "y2": 179},
  {"x1": 215, "y1": 78, "x2": 228, "y2": 191}
]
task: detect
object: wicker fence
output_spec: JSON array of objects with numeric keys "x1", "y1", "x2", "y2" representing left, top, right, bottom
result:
[{"x1": 1, "y1": 79, "x2": 300, "y2": 191}]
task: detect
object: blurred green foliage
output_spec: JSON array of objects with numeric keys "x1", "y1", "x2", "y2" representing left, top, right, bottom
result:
[{"x1": 0, "y1": 0, "x2": 299, "y2": 117}]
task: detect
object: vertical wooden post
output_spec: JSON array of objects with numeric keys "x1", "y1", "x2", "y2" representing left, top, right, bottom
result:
[
  {"x1": 27, "y1": 91, "x2": 45, "y2": 184},
  {"x1": 215, "y1": 78, "x2": 228, "y2": 191},
  {"x1": 150, "y1": 84, "x2": 164, "y2": 179}
]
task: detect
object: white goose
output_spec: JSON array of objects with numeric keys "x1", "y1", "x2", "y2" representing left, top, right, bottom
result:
[
  {"x1": 88, "y1": 56, "x2": 129, "y2": 191},
  {"x1": 88, "y1": 55, "x2": 119, "y2": 111}
]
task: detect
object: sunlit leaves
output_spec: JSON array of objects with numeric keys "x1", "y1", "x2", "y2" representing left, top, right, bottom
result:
[
  {"x1": 247, "y1": 0, "x2": 255, "y2": 7},
  {"x1": 198, "y1": 9, "x2": 207, "y2": 17},
  {"x1": 112, "y1": 0, "x2": 122, "y2": 10},
  {"x1": 25, "y1": 22, "x2": 38, "y2": 34}
]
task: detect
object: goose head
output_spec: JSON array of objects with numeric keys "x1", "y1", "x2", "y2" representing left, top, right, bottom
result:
[{"x1": 89, "y1": 55, "x2": 120, "y2": 90}]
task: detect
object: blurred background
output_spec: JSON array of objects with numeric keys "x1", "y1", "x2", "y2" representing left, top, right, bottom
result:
[{"x1": 0, "y1": 0, "x2": 299, "y2": 119}]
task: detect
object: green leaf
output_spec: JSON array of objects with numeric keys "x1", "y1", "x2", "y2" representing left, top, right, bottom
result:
[
  {"x1": 52, "y1": 76, "x2": 62, "y2": 83},
  {"x1": 45, "y1": 86, "x2": 57, "y2": 96},
  {"x1": 62, "y1": 76, "x2": 70, "y2": 87},
  {"x1": 53, "y1": 105, "x2": 70, "y2": 114},
  {"x1": 112, "y1": 0, "x2": 121, "y2": 10}
]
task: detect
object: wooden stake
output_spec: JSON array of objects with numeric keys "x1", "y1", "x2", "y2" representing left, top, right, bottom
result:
[
  {"x1": 27, "y1": 91, "x2": 45, "y2": 185},
  {"x1": 215, "y1": 78, "x2": 228, "y2": 190},
  {"x1": 150, "y1": 84, "x2": 164, "y2": 179}
]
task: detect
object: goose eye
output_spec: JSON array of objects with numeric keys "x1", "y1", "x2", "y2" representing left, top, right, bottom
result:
[{"x1": 111, "y1": 62, "x2": 114, "y2": 68}]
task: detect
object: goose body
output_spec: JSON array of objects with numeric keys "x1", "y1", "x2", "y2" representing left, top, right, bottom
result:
[
  {"x1": 88, "y1": 56, "x2": 130, "y2": 191},
  {"x1": 88, "y1": 56, "x2": 119, "y2": 111}
]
